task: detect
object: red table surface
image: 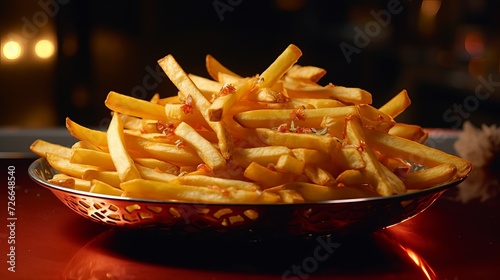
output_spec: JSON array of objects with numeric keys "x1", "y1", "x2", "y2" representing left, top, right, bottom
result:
[{"x1": 0, "y1": 158, "x2": 499, "y2": 280}]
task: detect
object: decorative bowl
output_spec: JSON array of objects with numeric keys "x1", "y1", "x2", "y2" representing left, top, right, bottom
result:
[{"x1": 28, "y1": 156, "x2": 467, "y2": 240}]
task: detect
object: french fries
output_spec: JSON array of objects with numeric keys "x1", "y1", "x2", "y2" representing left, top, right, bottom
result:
[
  {"x1": 158, "y1": 54, "x2": 234, "y2": 160},
  {"x1": 31, "y1": 44, "x2": 472, "y2": 204}
]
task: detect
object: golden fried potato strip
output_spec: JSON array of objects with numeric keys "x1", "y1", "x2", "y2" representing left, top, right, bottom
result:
[{"x1": 107, "y1": 112, "x2": 141, "y2": 182}]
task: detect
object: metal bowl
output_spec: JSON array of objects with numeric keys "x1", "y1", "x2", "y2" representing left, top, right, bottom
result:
[{"x1": 28, "y1": 157, "x2": 467, "y2": 240}]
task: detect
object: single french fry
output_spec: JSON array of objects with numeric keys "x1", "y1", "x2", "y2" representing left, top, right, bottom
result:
[
  {"x1": 196, "y1": 130, "x2": 220, "y2": 143},
  {"x1": 48, "y1": 176, "x2": 75, "y2": 189},
  {"x1": 403, "y1": 163, "x2": 457, "y2": 189},
  {"x1": 105, "y1": 91, "x2": 166, "y2": 121},
  {"x1": 292, "y1": 98, "x2": 345, "y2": 108},
  {"x1": 255, "y1": 128, "x2": 337, "y2": 154},
  {"x1": 357, "y1": 104, "x2": 395, "y2": 133},
  {"x1": 380, "y1": 160, "x2": 408, "y2": 194},
  {"x1": 170, "y1": 175, "x2": 260, "y2": 191},
  {"x1": 120, "y1": 114, "x2": 144, "y2": 130},
  {"x1": 206, "y1": 54, "x2": 242, "y2": 82},
  {"x1": 259, "y1": 44, "x2": 302, "y2": 88},
  {"x1": 107, "y1": 112, "x2": 141, "y2": 182},
  {"x1": 253, "y1": 87, "x2": 288, "y2": 103},
  {"x1": 331, "y1": 146, "x2": 366, "y2": 170},
  {"x1": 303, "y1": 164, "x2": 335, "y2": 186},
  {"x1": 164, "y1": 103, "x2": 208, "y2": 125},
  {"x1": 66, "y1": 118, "x2": 108, "y2": 150},
  {"x1": 388, "y1": 123, "x2": 428, "y2": 143},
  {"x1": 283, "y1": 80, "x2": 331, "y2": 99},
  {"x1": 124, "y1": 130, "x2": 178, "y2": 145},
  {"x1": 324, "y1": 84, "x2": 372, "y2": 105},
  {"x1": 320, "y1": 115, "x2": 347, "y2": 139},
  {"x1": 133, "y1": 157, "x2": 180, "y2": 175},
  {"x1": 149, "y1": 93, "x2": 161, "y2": 103},
  {"x1": 336, "y1": 169, "x2": 367, "y2": 186},
  {"x1": 234, "y1": 107, "x2": 356, "y2": 129},
  {"x1": 286, "y1": 65, "x2": 326, "y2": 83},
  {"x1": 70, "y1": 148, "x2": 115, "y2": 171},
  {"x1": 132, "y1": 119, "x2": 157, "y2": 134},
  {"x1": 284, "y1": 82, "x2": 372, "y2": 105},
  {"x1": 177, "y1": 166, "x2": 210, "y2": 177},
  {"x1": 157, "y1": 95, "x2": 181, "y2": 105},
  {"x1": 141, "y1": 141, "x2": 202, "y2": 166},
  {"x1": 135, "y1": 164, "x2": 178, "y2": 182},
  {"x1": 71, "y1": 141, "x2": 102, "y2": 151},
  {"x1": 243, "y1": 162, "x2": 292, "y2": 189},
  {"x1": 30, "y1": 139, "x2": 73, "y2": 159},
  {"x1": 232, "y1": 146, "x2": 292, "y2": 168},
  {"x1": 67, "y1": 118, "x2": 153, "y2": 157},
  {"x1": 188, "y1": 73, "x2": 222, "y2": 100},
  {"x1": 292, "y1": 148, "x2": 330, "y2": 165},
  {"x1": 377, "y1": 153, "x2": 412, "y2": 175},
  {"x1": 218, "y1": 72, "x2": 241, "y2": 84},
  {"x1": 277, "y1": 189, "x2": 305, "y2": 203},
  {"x1": 46, "y1": 153, "x2": 101, "y2": 178},
  {"x1": 50, "y1": 173, "x2": 92, "y2": 191},
  {"x1": 275, "y1": 154, "x2": 305, "y2": 175},
  {"x1": 208, "y1": 93, "x2": 234, "y2": 122},
  {"x1": 174, "y1": 121, "x2": 226, "y2": 171},
  {"x1": 83, "y1": 170, "x2": 121, "y2": 188},
  {"x1": 89, "y1": 180, "x2": 124, "y2": 196},
  {"x1": 379, "y1": 89, "x2": 411, "y2": 118}
]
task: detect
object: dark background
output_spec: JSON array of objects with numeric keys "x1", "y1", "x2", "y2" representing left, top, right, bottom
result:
[{"x1": 1, "y1": 0, "x2": 499, "y2": 130}]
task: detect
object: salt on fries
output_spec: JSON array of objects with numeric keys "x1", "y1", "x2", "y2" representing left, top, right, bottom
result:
[{"x1": 30, "y1": 44, "x2": 472, "y2": 204}]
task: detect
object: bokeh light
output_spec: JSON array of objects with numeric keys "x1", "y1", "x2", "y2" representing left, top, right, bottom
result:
[
  {"x1": 2, "y1": 41, "x2": 22, "y2": 60},
  {"x1": 464, "y1": 31, "x2": 484, "y2": 57},
  {"x1": 420, "y1": 0, "x2": 441, "y2": 17},
  {"x1": 35, "y1": 39, "x2": 55, "y2": 59}
]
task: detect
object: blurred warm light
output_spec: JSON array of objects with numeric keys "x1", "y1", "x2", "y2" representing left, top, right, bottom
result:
[
  {"x1": 468, "y1": 58, "x2": 486, "y2": 77},
  {"x1": 420, "y1": 0, "x2": 441, "y2": 17},
  {"x1": 63, "y1": 33, "x2": 78, "y2": 56},
  {"x1": 436, "y1": 51, "x2": 454, "y2": 67},
  {"x1": 35, "y1": 39, "x2": 55, "y2": 59},
  {"x1": 275, "y1": 0, "x2": 306, "y2": 11},
  {"x1": 418, "y1": 0, "x2": 441, "y2": 36},
  {"x1": 72, "y1": 85, "x2": 89, "y2": 108},
  {"x1": 2, "y1": 41, "x2": 22, "y2": 60},
  {"x1": 464, "y1": 31, "x2": 484, "y2": 57},
  {"x1": 400, "y1": 245, "x2": 437, "y2": 280}
]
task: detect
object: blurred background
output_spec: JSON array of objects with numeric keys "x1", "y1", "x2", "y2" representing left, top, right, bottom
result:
[{"x1": 1, "y1": 0, "x2": 499, "y2": 130}]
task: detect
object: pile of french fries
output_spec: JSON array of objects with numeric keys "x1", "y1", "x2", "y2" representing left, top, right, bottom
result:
[{"x1": 30, "y1": 44, "x2": 472, "y2": 204}]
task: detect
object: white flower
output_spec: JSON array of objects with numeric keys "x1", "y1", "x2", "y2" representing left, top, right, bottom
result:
[
  {"x1": 455, "y1": 167, "x2": 499, "y2": 203},
  {"x1": 452, "y1": 121, "x2": 500, "y2": 203},
  {"x1": 454, "y1": 121, "x2": 500, "y2": 168}
]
